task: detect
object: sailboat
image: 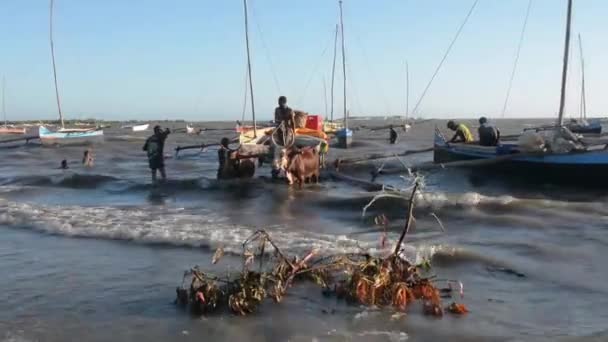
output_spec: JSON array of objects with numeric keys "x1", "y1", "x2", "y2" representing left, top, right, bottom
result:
[
  {"x1": 0, "y1": 77, "x2": 26, "y2": 135},
  {"x1": 335, "y1": 0, "x2": 353, "y2": 148},
  {"x1": 39, "y1": 0, "x2": 103, "y2": 146},
  {"x1": 433, "y1": 0, "x2": 608, "y2": 186}
]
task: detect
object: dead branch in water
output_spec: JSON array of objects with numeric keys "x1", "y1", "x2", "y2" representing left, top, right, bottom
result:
[{"x1": 176, "y1": 179, "x2": 466, "y2": 318}]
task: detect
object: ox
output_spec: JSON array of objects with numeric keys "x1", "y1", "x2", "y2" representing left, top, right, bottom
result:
[{"x1": 279, "y1": 146, "x2": 320, "y2": 188}]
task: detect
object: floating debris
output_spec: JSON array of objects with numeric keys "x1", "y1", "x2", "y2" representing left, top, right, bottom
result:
[{"x1": 176, "y1": 180, "x2": 467, "y2": 318}]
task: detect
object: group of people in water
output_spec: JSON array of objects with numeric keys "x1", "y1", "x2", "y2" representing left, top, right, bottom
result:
[
  {"x1": 59, "y1": 97, "x2": 501, "y2": 185},
  {"x1": 446, "y1": 117, "x2": 500, "y2": 146}
]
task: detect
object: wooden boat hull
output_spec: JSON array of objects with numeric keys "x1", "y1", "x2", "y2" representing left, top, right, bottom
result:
[
  {"x1": 0, "y1": 127, "x2": 26, "y2": 135},
  {"x1": 567, "y1": 119, "x2": 602, "y2": 134},
  {"x1": 39, "y1": 126, "x2": 104, "y2": 146},
  {"x1": 433, "y1": 129, "x2": 608, "y2": 186}
]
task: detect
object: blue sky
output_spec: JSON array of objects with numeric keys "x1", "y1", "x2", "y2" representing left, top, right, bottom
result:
[{"x1": 1, "y1": 0, "x2": 607, "y2": 121}]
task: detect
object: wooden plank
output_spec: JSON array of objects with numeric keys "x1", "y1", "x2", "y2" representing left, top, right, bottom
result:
[{"x1": 0, "y1": 135, "x2": 39, "y2": 144}]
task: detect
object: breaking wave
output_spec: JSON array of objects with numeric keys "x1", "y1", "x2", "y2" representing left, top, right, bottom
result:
[{"x1": 0, "y1": 199, "x2": 377, "y2": 256}]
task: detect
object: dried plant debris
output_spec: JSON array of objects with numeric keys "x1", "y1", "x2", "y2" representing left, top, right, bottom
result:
[{"x1": 176, "y1": 180, "x2": 467, "y2": 318}]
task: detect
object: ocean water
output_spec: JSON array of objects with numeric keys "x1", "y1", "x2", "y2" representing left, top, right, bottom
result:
[{"x1": 1, "y1": 119, "x2": 607, "y2": 342}]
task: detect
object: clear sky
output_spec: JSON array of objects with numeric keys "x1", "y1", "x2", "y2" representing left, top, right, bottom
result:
[{"x1": 1, "y1": 0, "x2": 607, "y2": 121}]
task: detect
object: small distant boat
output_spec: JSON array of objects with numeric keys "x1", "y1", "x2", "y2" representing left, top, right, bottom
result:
[
  {"x1": 186, "y1": 124, "x2": 202, "y2": 135},
  {"x1": 39, "y1": 126, "x2": 103, "y2": 146},
  {"x1": 122, "y1": 123, "x2": 149, "y2": 132}
]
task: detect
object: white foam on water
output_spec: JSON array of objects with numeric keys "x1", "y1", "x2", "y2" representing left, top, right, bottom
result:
[
  {"x1": 0, "y1": 198, "x2": 382, "y2": 256},
  {"x1": 0, "y1": 198, "x2": 457, "y2": 266}
]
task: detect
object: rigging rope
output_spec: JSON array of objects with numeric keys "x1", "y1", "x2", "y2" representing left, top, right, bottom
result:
[
  {"x1": 501, "y1": 0, "x2": 533, "y2": 118},
  {"x1": 249, "y1": 1, "x2": 282, "y2": 94},
  {"x1": 410, "y1": 0, "x2": 479, "y2": 117},
  {"x1": 353, "y1": 30, "x2": 391, "y2": 115},
  {"x1": 296, "y1": 31, "x2": 334, "y2": 105}
]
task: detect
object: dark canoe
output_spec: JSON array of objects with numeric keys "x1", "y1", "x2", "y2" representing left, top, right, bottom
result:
[
  {"x1": 433, "y1": 129, "x2": 608, "y2": 187},
  {"x1": 567, "y1": 118, "x2": 602, "y2": 135}
]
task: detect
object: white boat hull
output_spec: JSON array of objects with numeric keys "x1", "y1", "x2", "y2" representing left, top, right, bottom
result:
[
  {"x1": 132, "y1": 124, "x2": 149, "y2": 132},
  {"x1": 39, "y1": 126, "x2": 104, "y2": 146}
]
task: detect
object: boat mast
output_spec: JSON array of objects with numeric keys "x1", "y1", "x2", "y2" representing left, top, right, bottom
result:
[
  {"x1": 339, "y1": 0, "x2": 347, "y2": 129},
  {"x1": 243, "y1": 0, "x2": 256, "y2": 138},
  {"x1": 405, "y1": 61, "x2": 409, "y2": 123},
  {"x1": 49, "y1": 0, "x2": 64, "y2": 128},
  {"x1": 330, "y1": 24, "x2": 338, "y2": 122},
  {"x1": 2, "y1": 76, "x2": 6, "y2": 126},
  {"x1": 557, "y1": 0, "x2": 573, "y2": 126},
  {"x1": 578, "y1": 33, "x2": 587, "y2": 121},
  {"x1": 323, "y1": 78, "x2": 328, "y2": 119}
]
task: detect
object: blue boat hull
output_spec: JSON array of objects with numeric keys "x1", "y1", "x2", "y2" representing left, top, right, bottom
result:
[{"x1": 433, "y1": 129, "x2": 608, "y2": 186}]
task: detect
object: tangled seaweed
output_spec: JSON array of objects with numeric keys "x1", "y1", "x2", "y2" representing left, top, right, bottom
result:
[{"x1": 176, "y1": 180, "x2": 468, "y2": 317}]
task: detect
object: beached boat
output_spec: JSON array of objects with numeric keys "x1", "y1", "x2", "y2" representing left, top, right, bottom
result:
[
  {"x1": 39, "y1": 126, "x2": 103, "y2": 146},
  {"x1": 122, "y1": 123, "x2": 149, "y2": 132}
]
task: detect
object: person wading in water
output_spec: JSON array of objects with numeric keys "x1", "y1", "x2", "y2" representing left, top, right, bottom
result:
[
  {"x1": 143, "y1": 125, "x2": 170, "y2": 183},
  {"x1": 271, "y1": 96, "x2": 295, "y2": 178},
  {"x1": 389, "y1": 125, "x2": 398, "y2": 144},
  {"x1": 217, "y1": 137, "x2": 233, "y2": 179}
]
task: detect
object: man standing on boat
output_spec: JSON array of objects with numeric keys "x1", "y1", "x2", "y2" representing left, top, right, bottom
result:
[
  {"x1": 271, "y1": 96, "x2": 295, "y2": 179},
  {"x1": 478, "y1": 117, "x2": 500, "y2": 146},
  {"x1": 143, "y1": 125, "x2": 171, "y2": 183},
  {"x1": 274, "y1": 96, "x2": 295, "y2": 137},
  {"x1": 447, "y1": 120, "x2": 473, "y2": 143}
]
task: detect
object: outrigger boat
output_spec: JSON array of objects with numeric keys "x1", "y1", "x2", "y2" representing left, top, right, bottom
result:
[
  {"x1": 433, "y1": 129, "x2": 608, "y2": 185},
  {"x1": 433, "y1": 0, "x2": 608, "y2": 186},
  {"x1": 39, "y1": 126, "x2": 104, "y2": 146}
]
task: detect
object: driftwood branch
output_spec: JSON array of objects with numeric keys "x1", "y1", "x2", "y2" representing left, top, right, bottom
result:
[{"x1": 393, "y1": 181, "x2": 419, "y2": 256}]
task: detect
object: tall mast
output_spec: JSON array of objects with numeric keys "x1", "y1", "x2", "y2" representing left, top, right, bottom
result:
[
  {"x1": 578, "y1": 33, "x2": 587, "y2": 121},
  {"x1": 557, "y1": 0, "x2": 573, "y2": 126},
  {"x1": 323, "y1": 78, "x2": 328, "y2": 119},
  {"x1": 243, "y1": 0, "x2": 256, "y2": 137},
  {"x1": 405, "y1": 61, "x2": 409, "y2": 123},
  {"x1": 339, "y1": 0, "x2": 347, "y2": 129},
  {"x1": 49, "y1": 0, "x2": 64, "y2": 128},
  {"x1": 2, "y1": 76, "x2": 6, "y2": 126},
  {"x1": 330, "y1": 24, "x2": 338, "y2": 122}
]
